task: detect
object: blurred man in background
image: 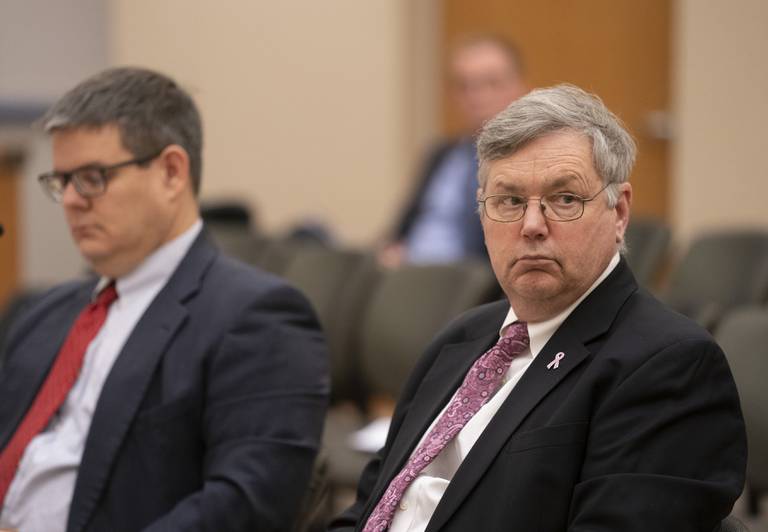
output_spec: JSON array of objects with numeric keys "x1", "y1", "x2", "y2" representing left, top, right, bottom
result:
[
  {"x1": 0, "y1": 67, "x2": 328, "y2": 532},
  {"x1": 380, "y1": 35, "x2": 527, "y2": 266}
]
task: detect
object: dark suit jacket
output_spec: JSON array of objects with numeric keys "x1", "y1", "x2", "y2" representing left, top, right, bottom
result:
[
  {"x1": 393, "y1": 140, "x2": 486, "y2": 260},
  {"x1": 330, "y1": 259, "x2": 746, "y2": 531},
  {"x1": 0, "y1": 232, "x2": 329, "y2": 531}
]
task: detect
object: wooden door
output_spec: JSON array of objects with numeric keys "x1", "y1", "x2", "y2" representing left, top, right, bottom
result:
[
  {"x1": 442, "y1": 0, "x2": 671, "y2": 219},
  {"x1": 0, "y1": 151, "x2": 21, "y2": 309}
]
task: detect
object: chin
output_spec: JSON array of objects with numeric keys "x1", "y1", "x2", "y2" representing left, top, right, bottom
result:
[
  {"x1": 508, "y1": 274, "x2": 562, "y2": 301},
  {"x1": 78, "y1": 246, "x2": 111, "y2": 270}
]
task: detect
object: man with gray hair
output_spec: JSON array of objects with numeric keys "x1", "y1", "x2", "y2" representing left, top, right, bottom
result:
[
  {"x1": 0, "y1": 67, "x2": 328, "y2": 531},
  {"x1": 330, "y1": 84, "x2": 745, "y2": 531}
]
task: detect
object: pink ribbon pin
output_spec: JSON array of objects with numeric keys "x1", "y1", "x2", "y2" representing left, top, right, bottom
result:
[{"x1": 547, "y1": 352, "x2": 565, "y2": 369}]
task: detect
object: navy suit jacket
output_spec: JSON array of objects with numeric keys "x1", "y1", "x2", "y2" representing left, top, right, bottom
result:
[
  {"x1": 330, "y1": 258, "x2": 746, "y2": 531},
  {"x1": 393, "y1": 139, "x2": 486, "y2": 260},
  {"x1": 0, "y1": 232, "x2": 329, "y2": 531}
]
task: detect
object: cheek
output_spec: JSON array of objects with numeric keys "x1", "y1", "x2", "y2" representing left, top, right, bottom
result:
[{"x1": 483, "y1": 225, "x2": 508, "y2": 255}]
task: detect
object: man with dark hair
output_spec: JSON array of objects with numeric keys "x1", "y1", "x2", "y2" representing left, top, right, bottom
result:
[
  {"x1": 0, "y1": 67, "x2": 328, "y2": 531},
  {"x1": 380, "y1": 35, "x2": 527, "y2": 266},
  {"x1": 331, "y1": 84, "x2": 746, "y2": 531}
]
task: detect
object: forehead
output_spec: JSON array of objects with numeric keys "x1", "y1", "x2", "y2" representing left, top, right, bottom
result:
[
  {"x1": 485, "y1": 131, "x2": 599, "y2": 190},
  {"x1": 51, "y1": 124, "x2": 129, "y2": 169},
  {"x1": 452, "y1": 43, "x2": 516, "y2": 78}
]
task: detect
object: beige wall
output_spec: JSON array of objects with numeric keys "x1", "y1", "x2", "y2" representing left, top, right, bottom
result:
[
  {"x1": 12, "y1": 0, "x2": 768, "y2": 286},
  {"x1": 673, "y1": 0, "x2": 768, "y2": 245},
  {"x1": 1, "y1": 0, "x2": 108, "y2": 285},
  {"x1": 111, "y1": 0, "x2": 437, "y2": 246}
]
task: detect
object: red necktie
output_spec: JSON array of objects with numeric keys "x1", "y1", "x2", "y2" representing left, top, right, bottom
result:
[
  {"x1": 0, "y1": 282, "x2": 118, "y2": 505},
  {"x1": 364, "y1": 321, "x2": 530, "y2": 532}
]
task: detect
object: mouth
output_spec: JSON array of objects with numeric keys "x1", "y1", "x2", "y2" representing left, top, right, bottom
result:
[
  {"x1": 70, "y1": 224, "x2": 96, "y2": 239},
  {"x1": 512, "y1": 255, "x2": 559, "y2": 270},
  {"x1": 515, "y1": 255, "x2": 555, "y2": 263}
]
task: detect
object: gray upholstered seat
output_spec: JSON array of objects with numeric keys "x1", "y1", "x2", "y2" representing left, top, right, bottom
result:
[
  {"x1": 663, "y1": 230, "x2": 768, "y2": 329},
  {"x1": 716, "y1": 307, "x2": 768, "y2": 516}
]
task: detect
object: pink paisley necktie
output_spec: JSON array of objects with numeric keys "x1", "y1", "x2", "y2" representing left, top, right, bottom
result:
[{"x1": 363, "y1": 321, "x2": 530, "y2": 532}]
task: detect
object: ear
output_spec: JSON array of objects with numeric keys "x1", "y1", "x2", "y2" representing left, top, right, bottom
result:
[
  {"x1": 157, "y1": 144, "x2": 192, "y2": 199},
  {"x1": 614, "y1": 182, "x2": 632, "y2": 244}
]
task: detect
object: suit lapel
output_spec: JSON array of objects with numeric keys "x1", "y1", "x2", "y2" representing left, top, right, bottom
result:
[
  {"x1": 425, "y1": 258, "x2": 638, "y2": 532},
  {"x1": 374, "y1": 332, "x2": 499, "y2": 498},
  {"x1": 67, "y1": 233, "x2": 217, "y2": 532},
  {"x1": 425, "y1": 328, "x2": 590, "y2": 532},
  {"x1": 0, "y1": 283, "x2": 93, "y2": 450},
  {"x1": 358, "y1": 304, "x2": 507, "y2": 528}
]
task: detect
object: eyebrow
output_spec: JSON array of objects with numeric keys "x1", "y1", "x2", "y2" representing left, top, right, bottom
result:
[
  {"x1": 489, "y1": 174, "x2": 582, "y2": 194},
  {"x1": 51, "y1": 161, "x2": 110, "y2": 174},
  {"x1": 491, "y1": 182, "x2": 523, "y2": 193}
]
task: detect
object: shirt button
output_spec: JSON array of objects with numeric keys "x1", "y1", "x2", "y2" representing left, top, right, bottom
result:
[{"x1": 399, "y1": 501, "x2": 408, "y2": 511}]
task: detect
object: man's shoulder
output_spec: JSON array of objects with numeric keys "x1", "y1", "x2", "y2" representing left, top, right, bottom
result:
[
  {"x1": 597, "y1": 288, "x2": 722, "y2": 375},
  {"x1": 206, "y1": 251, "x2": 277, "y2": 286},
  {"x1": 22, "y1": 278, "x2": 95, "y2": 318},
  {"x1": 619, "y1": 288, "x2": 715, "y2": 345},
  {"x1": 1, "y1": 278, "x2": 95, "y2": 355},
  {"x1": 191, "y1": 251, "x2": 314, "y2": 317},
  {"x1": 427, "y1": 137, "x2": 470, "y2": 162}
]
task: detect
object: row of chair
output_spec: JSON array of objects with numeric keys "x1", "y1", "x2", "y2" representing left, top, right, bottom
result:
[
  {"x1": 624, "y1": 219, "x2": 768, "y2": 332},
  {"x1": 207, "y1": 223, "x2": 501, "y2": 405},
  {"x1": 716, "y1": 306, "x2": 768, "y2": 516},
  {"x1": 208, "y1": 220, "x2": 768, "y2": 525}
]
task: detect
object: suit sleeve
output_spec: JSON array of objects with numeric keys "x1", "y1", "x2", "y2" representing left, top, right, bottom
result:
[
  {"x1": 568, "y1": 338, "x2": 747, "y2": 532},
  {"x1": 143, "y1": 284, "x2": 329, "y2": 532}
]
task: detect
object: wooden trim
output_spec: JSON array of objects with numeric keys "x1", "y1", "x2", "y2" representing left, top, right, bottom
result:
[{"x1": 0, "y1": 150, "x2": 22, "y2": 309}]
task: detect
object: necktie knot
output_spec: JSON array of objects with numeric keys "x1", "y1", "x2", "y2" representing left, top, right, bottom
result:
[
  {"x1": 495, "y1": 321, "x2": 529, "y2": 363},
  {"x1": 502, "y1": 320, "x2": 528, "y2": 341},
  {"x1": 95, "y1": 282, "x2": 118, "y2": 308}
]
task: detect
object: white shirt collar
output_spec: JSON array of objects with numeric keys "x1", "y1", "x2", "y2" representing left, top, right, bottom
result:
[
  {"x1": 500, "y1": 252, "x2": 620, "y2": 357},
  {"x1": 94, "y1": 219, "x2": 203, "y2": 300}
]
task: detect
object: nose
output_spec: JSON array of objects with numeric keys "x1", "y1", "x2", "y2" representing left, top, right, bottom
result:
[
  {"x1": 60, "y1": 180, "x2": 89, "y2": 209},
  {"x1": 519, "y1": 199, "x2": 549, "y2": 240}
]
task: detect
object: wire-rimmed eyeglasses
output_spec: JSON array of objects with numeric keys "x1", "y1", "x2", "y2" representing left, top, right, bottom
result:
[{"x1": 478, "y1": 183, "x2": 612, "y2": 223}]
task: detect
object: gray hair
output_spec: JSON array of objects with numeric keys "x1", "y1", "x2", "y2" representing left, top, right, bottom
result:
[
  {"x1": 42, "y1": 67, "x2": 203, "y2": 194},
  {"x1": 476, "y1": 84, "x2": 636, "y2": 207}
]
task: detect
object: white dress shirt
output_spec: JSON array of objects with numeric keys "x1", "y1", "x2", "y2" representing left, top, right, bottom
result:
[
  {"x1": 0, "y1": 220, "x2": 202, "y2": 532},
  {"x1": 389, "y1": 253, "x2": 620, "y2": 532}
]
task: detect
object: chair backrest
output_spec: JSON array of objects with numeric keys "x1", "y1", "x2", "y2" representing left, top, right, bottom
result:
[
  {"x1": 718, "y1": 515, "x2": 750, "y2": 532},
  {"x1": 715, "y1": 307, "x2": 768, "y2": 494},
  {"x1": 358, "y1": 261, "x2": 498, "y2": 399},
  {"x1": 206, "y1": 224, "x2": 269, "y2": 266},
  {"x1": 663, "y1": 230, "x2": 768, "y2": 327},
  {"x1": 254, "y1": 237, "x2": 330, "y2": 275},
  {"x1": 280, "y1": 247, "x2": 376, "y2": 403},
  {"x1": 623, "y1": 216, "x2": 670, "y2": 287},
  {"x1": 200, "y1": 200, "x2": 252, "y2": 227}
]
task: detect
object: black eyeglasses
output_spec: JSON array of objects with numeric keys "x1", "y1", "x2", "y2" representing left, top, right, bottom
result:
[
  {"x1": 38, "y1": 150, "x2": 164, "y2": 202},
  {"x1": 478, "y1": 183, "x2": 612, "y2": 223}
]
